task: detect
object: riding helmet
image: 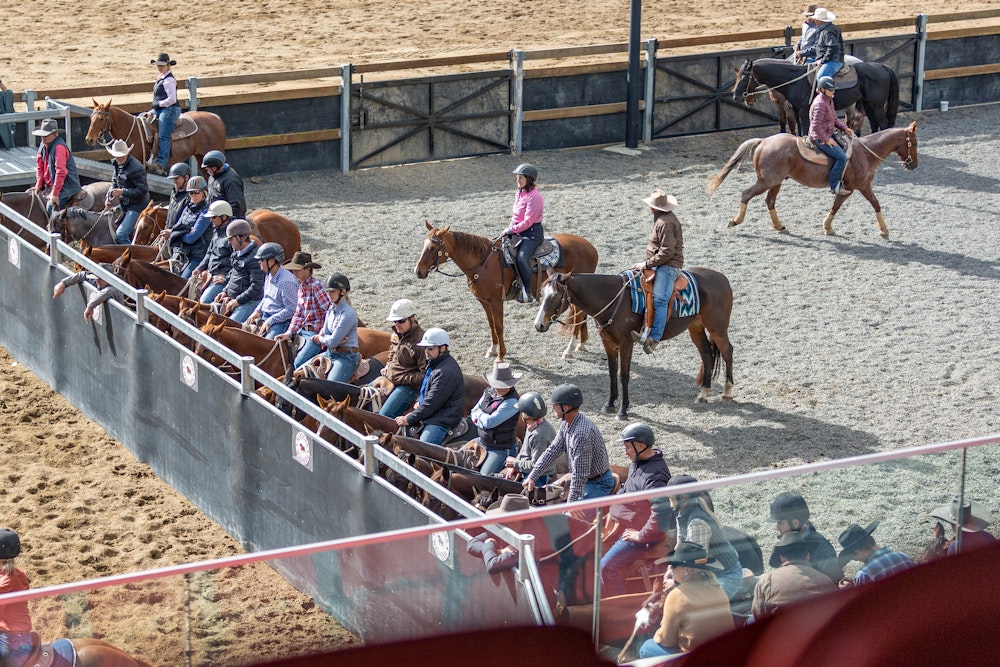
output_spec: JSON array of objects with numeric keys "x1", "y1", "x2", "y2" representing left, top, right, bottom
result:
[
  {"x1": 254, "y1": 241, "x2": 284, "y2": 263},
  {"x1": 186, "y1": 176, "x2": 208, "y2": 192},
  {"x1": 417, "y1": 327, "x2": 450, "y2": 347},
  {"x1": 167, "y1": 162, "x2": 191, "y2": 178},
  {"x1": 386, "y1": 298, "x2": 417, "y2": 322},
  {"x1": 548, "y1": 383, "x2": 583, "y2": 409},
  {"x1": 225, "y1": 218, "x2": 252, "y2": 238},
  {"x1": 325, "y1": 273, "x2": 351, "y2": 293},
  {"x1": 619, "y1": 422, "x2": 655, "y2": 447},
  {"x1": 201, "y1": 150, "x2": 226, "y2": 169},
  {"x1": 769, "y1": 491, "x2": 811, "y2": 523},
  {"x1": 0, "y1": 528, "x2": 21, "y2": 560},
  {"x1": 512, "y1": 163, "x2": 538, "y2": 180},
  {"x1": 817, "y1": 76, "x2": 837, "y2": 91},
  {"x1": 207, "y1": 200, "x2": 233, "y2": 218},
  {"x1": 516, "y1": 392, "x2": 547, "y2": 419}
]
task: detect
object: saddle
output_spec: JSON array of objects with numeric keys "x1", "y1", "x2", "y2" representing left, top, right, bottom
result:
[
  {"x1": 501, "y1": 235, "x2": 564, "y2": 299},
  {"x1": 66, "y1": 183, "x2": 100, "y2": 211},
  {"x1": 638, "y1": 268, "x2": 689, "y2": 333},
  {"x1": 19, "y1": 632, "x2": 76, "y2": 667},
  {"x1": 807, "y1": 63, "x2": 859, "y2": 90},
  {"x1": 137, "y1": 111, "x2": 199, "y2": 146},
  {"x1": 797, "y1": 133, "x2": 855, "y2": 165}
]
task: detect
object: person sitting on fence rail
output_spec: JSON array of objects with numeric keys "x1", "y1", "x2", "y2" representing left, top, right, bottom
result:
[
  {"x1": 195, "y1": 200, "x2": 236, "y2": 304},
  {"x1": 394, "y1": 327, "x2": 465, "y2": 445},
  {"x1": 167, "y1": 176, "x2": 212, "y2": 279},
  {"x1": 504, "y1": 392, "x2": 558, "y2": 485},
  {"x1": 107, "y1": 138, "x2": 150, "y2": 245},
  {"x1": 214, "y1": 218, "x2": 263, "y2": 322},
  {"x1": 52, "y1": 263, "x2": 124, "y2": 322},
  {"x1": 752, "y1": 531, "x2": 835, "y2": 619},
  {"x1": 202, "y1": 150, "x2": 246, "y2": 220},
  {"x1": 836, "y1": 521, "x2": 914, "y2": 586},
  {"x1": 32, "y1": 118, "x2": 81, "y2": 212},
  {"x1": 505, "y1": 163, "x2": 545, "y2": 303},
  {"x1": 150, "y1": 53, "x2": 182, "y2": 175},
  {"x1": 0, "y1": 528, "x2": 33, "y2": 667},
  {"x1": 274, "y1": 251, "x2": 332, "y2": 365},
  {"x1": 246, "y1": 242, "x2": 299, "y2": 340}
]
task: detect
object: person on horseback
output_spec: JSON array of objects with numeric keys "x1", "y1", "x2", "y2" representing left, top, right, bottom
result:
[
  {"x1": 504, "y1": 391, "x2": 558, "y2": 486},
  {"x1": 836, "y1": 521, "x2": 914, "y2": 586},
  {"x1": 807, "y1": 9, "x2": 845, "y2": 81},
  {"x1": 394, "y1": 327, "x2": 465, "y2": 445},
  {"x1": 630, "y1": 189, "x2": 684, "y2": 354},
  {"x1": 53, "y1": 263, "x2": 124, "y2": 322},
  {"x1": 810, "y1": 76, "x2": 854, "y2": 196},
  {"x1": 792, "y1": 6, "x2": 819, "y2": 65},
  {"x1": 150, "y1": 53, "x2": 181, "y2": 174},
  {"x1": 214, "y1": 218, "x2": 264, "y2": 322},
  {"x1": 168, "y1": 176, "x2": 212, "y2": 278},
  {"x1": 166, "y1": 162, "x2": 191, "y2": 229},
  {"x1": 0, "y1": 528, "x2": 32, "y2": 667},
  {"x1": 752, "y1": 531, "x2": 835, "y2": 619},
  {"x1": 523, "y1": 383, "x2": 612, "y2": 504},
  {"x1": 506, "y1": 163, "x2": 544, "y2": 303},
  {"x1": 275, "y1": 252, "x2": 333, "y2": 365},
  {"x1": 194, "y1": 200, "x2": 236, "y2": 304},
  {"x1": 107, "y1": 139, "x2": 150, "y2": 245},
  {"x1": 202, "y1": 150, "x2": 246, "y2": 220},
  {"x1": 599, "y1": 423, "x2": 673, "y2": 597},
  {"x1": 372, "y1": 299, "x2": 427, "y2": 418},
  {"x1": 246, "y1": 242, "x2": 299, "y2": 340},
  {"x1": 32, "y1": 118, "x2": 81, "y2": 212},
  {"x1": 313, "y1": 273, "x2": 360, "y2": 382},
  {"x1": 470, "y1": 363, "x2": 523, "y2": 476},
  {"x1": 768, "y1": 491, "x2": 843, "y2": 584}
]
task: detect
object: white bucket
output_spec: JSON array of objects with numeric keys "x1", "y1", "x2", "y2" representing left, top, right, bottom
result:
[{"x1": 940, "y1": 100, "x2": 949, "y2": 112}]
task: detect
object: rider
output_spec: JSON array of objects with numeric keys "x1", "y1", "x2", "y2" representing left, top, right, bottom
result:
[
  {"x1": 394, "y1": 327, "x2": 465, "y2": 445},
  {"x1": 202, "y1": 150, "x2": 246, "y2": 220},
  {"x1": 32, "y1": 118, "x2": 81, "y2": 212},
  {"x1": 150, "y1": 53, "x2": 182, "y2": 175},
  {"x1": 808, "y1": 8, "x2": 845, "y2": 81},
  {"x1": 313, "y1": 273, "x2": 360, "y2": 382},
  {"x1": 214, "y1": 218, "x2": 264, "y2": 322},
  {"x1": 630, "y1": 189, "x2": 684, "y2": 354},
  {"x1": 505, "y1": 163, "x2": 544, "y2": 303},
  {"x1": 275, "y1": 252, "x2": 333, "y2": 364},
  {"x1": 768, "y1": 491, "x2": 843, "y2": 584},
  {"x1": 167, "y1": 175, "x2": 212, "y2": 278},
  {"x1": 373, "y1": 299, "x2": 427, "y2": 418},
  {"x1": 793, "y1": 6, "x2": 819, "y2": 64},
  {"x1": 470, "y1": 363, "x2": 523, "y2": 476},
  {"x1": 246, "y1": 242, "x2": 299, "y2": 340},
  {"x1": 165, "y1": 162, "x2": 191, "y2": 229},
  {"x1": 0, "y1": 528, "x2": 32, "y2": 667},
  {"x1": 809, "y1": 77, "x2": 854, "y2": 196},
  {"x1": 107, "y1": 138, "x2": 150, "y2": 245},
  {"x1": 504, "y1": 391, "x2": 558, "y2": 485},
  {"x1": 194, "y1": 200, "x2": 236, "y2": 304}
]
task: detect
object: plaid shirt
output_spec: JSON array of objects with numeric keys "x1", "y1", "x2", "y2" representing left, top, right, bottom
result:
[
  {"x1": 855, "y1": 547, "x2": 914, "y2": 585},
  {"x1": 287, "y1": 276, "x2": 332, "y2": 335},
  {"x1": 259, "y1": 267, "x2": 301, "y2": 327},
  {"x1": 530, "y1": 412, "x2": 608, "y2": 502}
]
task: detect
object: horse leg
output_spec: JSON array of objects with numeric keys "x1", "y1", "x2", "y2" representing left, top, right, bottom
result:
[
  {"x1": 728, "y1": 180, "x2": 771, "y2": 227},
  {"x1": 618, "y1": 339, "x2": 634, "y2": 420},
  {"x1": 688, "y1": 324, "x2": 715, "y2": 403},
  {"x1": 703, "y1": 325, "x2": 735, "y2": 401},
  {"x1": 600, "y1": 334, "x2": 620, "y2": 414},
  {"x1": 821, "y1": 189, "x2": 854, "y2": 236},
  {"x1": 562, "y1": 306, "x2": 588, "y2": 359},
  {"x1": 764, "y1": 183, "x2": 788, "y2": 233},
  {"x1": 856, "y1": 185, "x2": 888, "y2": 238},
  {"x1": 481, "y1": 298, "x2": 504, "y2": 360}
]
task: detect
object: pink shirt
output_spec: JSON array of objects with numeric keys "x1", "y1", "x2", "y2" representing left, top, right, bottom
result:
[{"x1": 507, "y1": 188, "x2": 544, "y2": 234}]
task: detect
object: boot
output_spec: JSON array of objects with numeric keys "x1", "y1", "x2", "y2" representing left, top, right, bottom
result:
[
  {"x1": 642, "y1": 339, "x2": 659, "y2": 355},
  {"x1": 630, "y1": 328, "x2": 651, "y2": 346},
  {"x1": 516, "y1": 284, "x2": 532, "y2": 303}
]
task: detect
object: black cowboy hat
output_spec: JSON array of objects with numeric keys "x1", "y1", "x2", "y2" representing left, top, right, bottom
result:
[
  {"x1": 283, "y1": 251, "x2": 322, "y2": 271},
  {"x1": 654, "y1": 541, "x2": 721, "y2": 570},
  {"x1": 151, "y1": 53, "x2": 177, "y2": 66},
  {"x1": 837, "y1": 520, "x2": 880, "y2": 559},
  {"x1": 772, "y1": 531, "x2": 819, "y2": 558}
]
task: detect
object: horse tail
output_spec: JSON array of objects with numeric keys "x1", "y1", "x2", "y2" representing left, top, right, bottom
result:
[
  {"x1": 706, "y1": 138, "x2": 763, "y2": 194},
  {"x1": 884, "y1": 66, "x2": 900, "y2": 130}
]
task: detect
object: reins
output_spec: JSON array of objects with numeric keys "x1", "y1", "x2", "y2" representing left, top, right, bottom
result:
[{"x1": 740, "y1": 63, "x2": 819, "y2": 100}]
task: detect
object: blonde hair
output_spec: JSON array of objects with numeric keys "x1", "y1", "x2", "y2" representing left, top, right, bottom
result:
[
  {"x1": 1, "y1": 559, "x2": 16, "y2": 576},
  {"x1": 685, "y1": 567, "x2": 722, "y2": 587}
]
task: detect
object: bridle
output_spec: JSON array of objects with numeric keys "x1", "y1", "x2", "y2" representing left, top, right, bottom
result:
[
  {"x1": 738, "y1": 61, "x2": 818, "y2": 101},
  {"x1": 854, "y1": 129, "x2": 915, "y2": 168},
  {"x1": 89, "y1": 106, "x2": 150, "y2": 164},
  {"x1": 422, "y1": 234, "x2": 500, "y2": 285}
]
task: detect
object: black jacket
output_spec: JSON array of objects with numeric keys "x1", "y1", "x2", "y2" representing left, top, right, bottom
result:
[
  {"x1": 223, "y1": 241, "x2": 265, "y2": 305},
  {"x1": 193, "y1": 223, "x2": 234, "y2": 276},
  {"x1": 609, "y1": 451, "x2": 672, "y2": 541},
  {"x1": 112, "y1": 155, "x2": 150, "y2": 212},
  {"x1": 406, "y1": 351, "x2": 465, "y2": 429},
  {"x1": 208, "y1": 165, "x2": 246, "y2": 220},
  {"x1": 813, "y1": 23, "x2": 844, "y2": 65}
]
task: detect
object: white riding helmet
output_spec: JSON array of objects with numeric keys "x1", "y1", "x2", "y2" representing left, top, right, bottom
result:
[
  {"x1": 417, "y1": 327, "x2": 450, "y2": 347},
  {"x1": 386, "y1": 298, "x2": 417, "y2": 322},
  {"x1": 207, "y1": 200, "x2": 233, "y2": 217}
]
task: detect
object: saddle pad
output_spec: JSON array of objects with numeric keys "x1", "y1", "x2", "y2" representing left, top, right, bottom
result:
[
  {"x1": 625, "y1": 269, "x2": 701, "y2": 318},
  {"x1": 807, "y1": 65, "x2": 859, "y2": 90},
  {"x1": 49, "y1": 638, "x2": 77, "y2": 667},
  {"x1": 502, "y1": 236, "x2": 563, "y2": 270},
  {"x1": 797, "y1": 135, "x2": 856, "y2": 166},
  {"x1": 139, "y1": 111, "x2": 199, "y2": 143}
]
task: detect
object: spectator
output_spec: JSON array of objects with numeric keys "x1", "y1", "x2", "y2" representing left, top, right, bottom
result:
[
  {"x1": 0, "y1": 528, "x2": 31, "y2": 667},
  {"x1": 929, "y1": 497, "x2": 998, "y2": 555},
  {"x1": 752, "y1": 531, "x2": 835, "y2": 619},
  {"x1": 837, "y1": 521, "x2": 914, "y2": 585},
  {"x1": 768, "y1": 491, "x2": 843, "y2": 584}
]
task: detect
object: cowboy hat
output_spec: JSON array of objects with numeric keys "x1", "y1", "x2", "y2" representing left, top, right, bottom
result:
[
  {"x1": 483, "y1": 362, "x2": 522, "y2": 389},
  {"x1": 106, "y1": 139, "x2": 133, "y2": 158},
  {"x1": 803, "y1": 4, "x2": 818, "y2": 17},
  {"x1": 485, "y1": 493, "x2": 531, "y2": 515},
  {"x1": 772, "y1": 531, "x2": 819, "y2": 558},
  {"x1": 32, "y1": 118, "x2": 64, "y2": 137},
  {"x1": 837, "y1": 520, "x2": 880, "y2": 558},
  {"x1": 283, "y1": 251, "x2": 322, "y2": 270},
  {"x1": 812, "y1": 7, "x2": 836, "y2": 22},
  {"x1": 930, "y1": 498, "x2": 991, "y2": 532},
  {"x1": 654, "y1": 541, "x2": 722, "y2": 569},
  {"x1": 151, "y1": 53, "x2": 177, "y2": 66},
  {"x1": 641, "y1": 189, "x2": 678, "y2": 213}
]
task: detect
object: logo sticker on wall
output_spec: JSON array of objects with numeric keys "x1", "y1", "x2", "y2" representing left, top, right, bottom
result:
[
  {"x1": 294, "y1": 430, "x2": 313, "y2": 470},
  {"x1": 180, "y1": 354, "x2": 198, "y2": 390},
  {"x1": 8, "y1": 238, "x2": 20, "y2": 268}
]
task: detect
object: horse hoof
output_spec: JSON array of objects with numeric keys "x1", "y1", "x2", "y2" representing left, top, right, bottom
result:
[
  {"x1": 561, "y1": 351, "x2": 573, "y2": 360},
  {"x1": 727, "y1": 219, "x2": 742, "y2": 228},
  {"x1": 617, "y1": 413, "x2": 628, "y2": 421},
  {"x1": 776, "y1": 226, "x2": 788, "y2": 234},
  {"x1": 880, "y1": 231, "x2": 889, "y2": 239},
  {"x1": 824, "y1": 228, "x2": 835, "y2": 236},
  {"x1": 722, "y1": 395, "x2": 735, "y2": 401},
  {"x1": 602, "y1": 405, "x2": 615, "y2": 414}
]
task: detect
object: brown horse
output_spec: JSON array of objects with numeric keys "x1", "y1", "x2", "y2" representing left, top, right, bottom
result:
[
  {"x1": 133, "y1": 202, "x2": 168, "y2": 246},
  {"x1": 535, "y1": 270, "x2": 734, "y2": 417},
  {"x1": 82, "y1": 241, "x2": 161, "y2": 266},
  {"x1": 86, "y1": 99, "x2": 225, "y2": 171},
  {"x1": 23, "y1": 636, "x2": 152, "y2": 667},
  {"x1": 196, "y1": 322, "x2": 294, "y2": 379},
  {"x1": 707, "y1": 120, "x2": 918, "y2": 238},
  {"x1": 414, "y1": 221, "x2": 599, "y2": 361},
  {"x1": 1, "y1": 191, "x2": 50, "y2": 249},
  {"x1": 247, "y1": 209, "x2": 302, "y2": 261},
  {"x1": 112, "y1": 248, "x2": 190, "y2": 295}
]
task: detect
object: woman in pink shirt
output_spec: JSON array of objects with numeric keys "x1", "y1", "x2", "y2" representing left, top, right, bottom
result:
[
  {"x1": 808, "y1": 76, "x2": 854, "y2": 195},
  {"x1": 506, "y1": 163, "x2": 545, "y2": 303}
]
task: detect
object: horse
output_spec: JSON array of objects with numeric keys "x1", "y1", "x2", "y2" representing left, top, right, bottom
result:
[
  {"x1": 196, "y1": 322, "x2": 294, "y2": 379},
  {"x1": 21, "y1": 635, "x2": 152, "y2": 667},
  {"x1": 1, "y1": 191, "x2": 50, "y2": 249},
  {"x1": 86, "y1": 99, "x2": 225, "y2": 171},
  {"x1": 81, "y1": 241, "x2": 161, "y2": 266},
  {"x1": 733, "y1": 58, "x2": 899, "y2": 137},
  {"x1": 112, "y1": 248, "x2": 191, "y2": 295},
  {"x1": 48, "y1": 207, "x2": 119, "y2": 247},
  {"x1": 415, "y1": 221, "x2": 599, "y2": 361},
  {"x1": 535, "y1": 271, "x2": 734, "y2": 418},
  {"x1": 739, "y1": 80, "x2": 865, "y2": 136},
  {"x1": 133, "y1": 202, "x2": 168, "y2": 246},
  {"x1": 247, "y1": 209, "x2": 302, "y2": 261},
  {"x1": 707, "y1": 120, "x2": 918, "y2": 238}
]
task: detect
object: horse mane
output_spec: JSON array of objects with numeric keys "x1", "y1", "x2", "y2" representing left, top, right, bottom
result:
[{"x1": 447, "y1": 229, "x2": 494, "y2": 256}]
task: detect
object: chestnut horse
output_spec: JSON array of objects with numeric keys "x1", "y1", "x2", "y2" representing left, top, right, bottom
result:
[
  {"x1": 415, "y1": 221, "x2": 599, "y2": 361},
  {"x1": 86, "y1": 99, "x2": 225, "y2": 170},
  {"x1": 82, "y1": 241, "x2": 161, "y2": 266},
  {"x1": 21, "y1": 636, "x2": 152, "y2": 667},
  {"x1": 707, "y1": 121, "x2": 918, "y2": 238},
  {"x1": 535, "y1": 270, "x2": 734, "y2": 418},
  {"x1": 196, "y1": 322, "x2": 294, "y2": 379},
  {"x1": 112, "y1": 248, "x2": 190, "y2": 294},
  {"x1": 133, "y1": 202, "x2": 168, "y2": 246}
]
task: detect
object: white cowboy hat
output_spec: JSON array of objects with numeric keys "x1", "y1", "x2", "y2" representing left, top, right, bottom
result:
[
  {"x1": 812, "y1": 8, "x2": 836, "y2": 22},
  {"x1": 106, "y1": 139, "x2": 132, "y2": 158},
  {"x1": 641, "y1": 189, "x2": 678, "y2": 213}
]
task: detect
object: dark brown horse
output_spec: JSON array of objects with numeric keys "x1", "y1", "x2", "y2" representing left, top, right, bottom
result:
[
  {"x1": 112, "y1": 248, "x2": 190, "y2": 294},
  {"x1": 707, "y1": 120, "x2": 918, "y2": 238},
  {"x1": 48, "y1": 207, "x2": 119, "y2": 246},
  {"x1": 1, "y1": 191, "x2": 50, "y2": 249},
  {"x1": 86, "y1": 99, "x2": 225, "y2": 170},
  {"x1": 535, "y1": 270, "x2": 734, "y2": 417},
  {"x1": 414, "y1": 221, "x2": 599, "y2": 361},
  {"x1": 737, "y1": 78, "x2": 864, "y2": 136}
]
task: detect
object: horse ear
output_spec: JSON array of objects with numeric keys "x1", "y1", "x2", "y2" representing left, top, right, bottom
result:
[
  {"x1": 81, "y1": 240, "x2": 92, "y2": 255},
  {"x1": 92, "y1": 98, "x2": 99, "y2": 108},
  {"x1": 122, "y1": 247, "x2": 132, "y2": 261},
  {"x1": 908, "y1": 120, "x2": 917, "y2": 133},
  {"x1": 424, "y1": 219, "x2": 434, "y2": 231}
]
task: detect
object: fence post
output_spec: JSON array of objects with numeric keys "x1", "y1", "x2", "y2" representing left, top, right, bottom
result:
[
  {"x1": 340, "y1": 64, "x2": 352, "y2": 173},
  {"x1": 135, "y1": 289, "x2": 149, "y2": 325},
  {"x1": 62, "y1": 105, "x2": 72, "y2": 152},
  {"x1": 25, "y1": 90, "x2": 37, "y2": 148},
  {"x1": 643, "y1": 38, "x2": 657, "y2": 145},
  {"x1": 511, "y1": 50, "x2": 525, "y2": 156},
  {"x1": 48, "y1": 233, "x2": 61, "y2": 266},
  {"x1": 784, "y1": 25, "x2": 795, "y2": 47},
  {"x1": 240, "y1": 355, "x2": 254, "y2": 395},
  {"x1": 913, "y1": 14, "x2": 928, "y2": 112},
  {"x1": 186, "y1": 77, "x2": 200, "y2": 174},
  {"x1": 363, "y1": 434, "x2": 378, "y2": 478}
]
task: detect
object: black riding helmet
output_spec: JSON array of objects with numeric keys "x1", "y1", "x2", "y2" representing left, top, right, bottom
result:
[
  {"x1": 325, "y1": 273, "x2": 351, "y2": 292},
  {"x1": 619, "y1": 422, "x2": 655, "y2": 447},
  {"x1": 201, "y1": 150, "x2": 226, "y2": 169},
  {"x1": 516, "y1": 392, "x2": 547, "y2": 419},
  {"x1": 254, "y1": 241, "x2": 284, "y2": 263},
  {"x1": 168, "y1": 162, "x2": 191, "y2": 178},
  {"x1": 549, "y1": 383, "x2": 583, "y2": 409},
  {"x1": 0, "y1": 528, "x2": 21, "y2": 559},
  {"x1": 770, "y1": 491, "x2": 811, "y2": 523},
  {"x1": 513, "y1": 163, "x2": 538, "y2": 180}
]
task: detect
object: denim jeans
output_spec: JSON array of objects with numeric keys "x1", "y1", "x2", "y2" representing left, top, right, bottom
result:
[
  {"x1": 200, "y1": 282, "x2": 225, "y2": 304},
  {"x1": 378, "y1": 384, "x2": 420, "y2": 418},
  {"x1": 639, "y1": 638, "x2": 680, "y2": 658},
  {"x1": 816, "y1": 140, "x2": 848, "y2": 191},
  {"x1": 817, "y1": 60, "x2": 842, "y2": 81},
  {"x1": 583, "y1": 469, "x2": 615, "y2": 499},
  {"x1": 264, "y1": 320, "x2": 290, "y2": 340},
  {"x1": 419, "y1": 423, "x2": 449, "y2": 445},
  {"x1": 600, "y1": 537, "x2": 658, "y2": 597},
  {"x1": 480, "y1": 444, "x2": 520, "y2": 476},
  {"x1": 650, "y1": 265, "x2": 681, "y2": 341},
  {"x1": 717, "y1": 560, "x2": 745, "y2": 600},
  {"x1": 292, "y1": 333, "x2": 322, "y2": 369},
  {"x1": 154, "y1": 105, "x2": 181, "y2": 167},
  {"x1": 115, "y1": 208, "x2": 141, "y2": 244},
  {"x1": 0, "y1": 632, "x2": 33, "y2": 666},
  {"x1": 230, "y1": 300, "x2": 259, "y2": 323},
  {"x1": 326, "y1": 350, "x2": 361, "y2": 383}
]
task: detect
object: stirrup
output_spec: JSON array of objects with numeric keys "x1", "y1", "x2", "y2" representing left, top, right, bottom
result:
[{"x1": 630, "y1": 327, "x2": 650, "y2": 345}]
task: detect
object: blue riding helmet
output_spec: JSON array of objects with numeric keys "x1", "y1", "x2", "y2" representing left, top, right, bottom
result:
[
  {"x1": 201, "y1": 150, "x2": 226, "y2": 169},
  {"x1": 817, "y1": 76, "x2": 837, "y2": 91}
]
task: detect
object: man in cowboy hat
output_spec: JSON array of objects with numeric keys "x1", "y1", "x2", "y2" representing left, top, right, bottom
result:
[
  {"x1": 837, "y1": 521, "x2": 914, "y2": 586},
  {"x1": 470, "y1": 363, "x2": 523, "y2": 475},
  {"x1": 466, "y1": 493, "x2": 532, "y2": 574},
  {"x1": 630, "y1": 189, "x2": 684, "y2": 354},
  {"x1": 768, "y1": 491, "x2": 843, "y2": 584},
  {"x1": 275, "y1": 251, "x2": 333, "y2": 358},
  {"x1": 930, "y1": 497, "x2": 997, "y2": 556},
  {"x1": 107, "y1": 138, "x2": 150, "y2": 244},
  {"x1": 805, "y1": 8, "x2": 845, "y2": 82},
  {"x1": 150, "y1": 53, "x2": 181, "y2": 174},
  {"x1": 752, "y1": 531, "x2": 835, "y2": 618},
  {"x1": 32, "y1": 118, "x2": 81, "y2": 211},
  {"x1": 793, "y1": 5, "x2": 820, "y2": 64}
]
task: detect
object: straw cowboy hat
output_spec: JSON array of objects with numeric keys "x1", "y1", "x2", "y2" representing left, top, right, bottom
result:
[
  {"x1": 283, "y1": 251, "x2": 322, "y2": 270},
  {"x1": 485, "y1": 493, "x2": 531, "y2": 515},
  {"x1": 812, "y1": 8, "x2": 836, "y2": 22},
  {"x1": 32, "y1": 118, "x2": 64, "y2": 137},
  {"x1": 837, "y1": 520, "x2": 880, "y2": 558},
  {"x1": 655, "y1": 541, "x2": 722, "y2": 569},
  {"x1": 106, "y1": 139, "x2": 132, "y2": 158},
  {"x1": 641, "y1": 189, "x2": 678, "y2": 213},
  {"x1": 803, "y1": 4, "x2": 818, "y2": 17},
  {"x1": 151, "y1": 53, "x2": 177, "y2": 66},
  {"x1": 930, "y1": 498, "x2": 991, "y2": 532},
  {"x1": 483, "y1": 362, "x2": 522, "y2": 389}
]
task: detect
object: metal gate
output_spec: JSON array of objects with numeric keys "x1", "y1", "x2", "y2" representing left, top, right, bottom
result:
[{"x1": 349, "y1": 70, "x2": 513, "y2": 169}]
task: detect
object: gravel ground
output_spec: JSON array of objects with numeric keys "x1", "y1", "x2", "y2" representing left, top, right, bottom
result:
[{"x1": 246, "y1": 104, "x2": 1000, "y2": 561}]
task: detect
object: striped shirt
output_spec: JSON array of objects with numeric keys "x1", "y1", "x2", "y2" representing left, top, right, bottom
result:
[
  {"x1": 287, "y1": 276, "x2": 332, "y2": 335},
  {"x1": 529, "y1": 412, "x2": 608, "y2": 502},
  {"x1": 855, "y1": 547, "x2": 914, "y2": 585}
]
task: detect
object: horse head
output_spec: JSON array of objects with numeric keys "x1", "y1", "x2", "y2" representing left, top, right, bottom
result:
[
  {"x1": 86, "y1": 99, "x2": 115, "y2": 146},
  {"x1": 534, "y1": 271, "x2": 572, "y2": 333},
  {"x1": 111, "y1": 247, "x2": 133, "y2": 280},
  {"x1": 898, "y1": 120, "x2": 918, "y2": 170},
  {"x1": 415, "y1": 221, "x2": 453, "y2": 279},
  {"x1": 733, "y1": 59, "x2": 756, "y2": 103},
  {"x1": 133, "y1": 202, "x2": 165, "y2": 245}
]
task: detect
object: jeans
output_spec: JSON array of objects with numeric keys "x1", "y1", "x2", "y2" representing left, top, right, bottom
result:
[
  {"x1": 639, "y1": 638, "x2": 680, "y2": 658},
  {"x1": 514, "y1": 223, "x2": 543, "y2": 293},
  {"x1": 817, "y1": 60, "x2": 842, "y2": 81},
  {"x1": 200, "y1": 281, "x2": 225, "y2": 304},
  {"x1": 717, "y1": 561, "x2": 745, "y2": 600},
  {"x1": 264, "y1": 320, "x2": 290, "y2": 340},
  {"x1": 154, "y1": 105, "x2": 181, "y2": 167},
  {"x1": 583, "y1": 469, "x2": 615, "y2": 500},
  {"x1": 378, "y1": 384, "x2": 420, "y2": 418},
  {"x1": 230, "y1": 300, "x2": 259, "y2": 323},
  {"x1": 480, "y1": 444, "x2": 520, "y2": 476},
  {"x1": 419, "y1": 423, "x2": 449, "y2": 445},
  {"x1": 326, "y1": 350, "x2": 361, "y2": 383},
  {"x1": 115, "y1": 208, "x2": 141, "y2": 244},
  {"x1": 0, "y1": 631, "x2": 33, "y2": 666},
  {"x1": 651, "y1": 265, "x2": 680, "y2": 342},
  {"x1": 600, "y1": 537, "x2": 658, "y2": 597},
  {"x1": 292, "y1": 333, "x2": 322, "y2": 368},
  {"x1": 816, "y1": 140, "x2": 848, "y2": 191}
]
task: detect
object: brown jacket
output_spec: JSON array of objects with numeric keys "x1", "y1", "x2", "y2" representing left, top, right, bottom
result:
[
  {"x1": 383, "y1": 323, "x2": 427, "y2": 389},
  {"x1": 653, "y1": 579, "x2": 734, "y2": 653},
  {"x1": 645, "y1": 211, "x2": 684, "y2": 269},
  {"x1": 751, "y1": 559, "x2": 835, "y2": 619}
]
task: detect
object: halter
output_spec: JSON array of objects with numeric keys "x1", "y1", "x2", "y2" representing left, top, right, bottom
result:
[
  {"x1": 738, "y1": 62, "x2": 818, "y2": 101},
  {"x1": 90, "y1": 107, "x2": 150, "y2": 164},
  {"x1": 424, "y1": 234, "x2": 501, "y2": 285}
]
